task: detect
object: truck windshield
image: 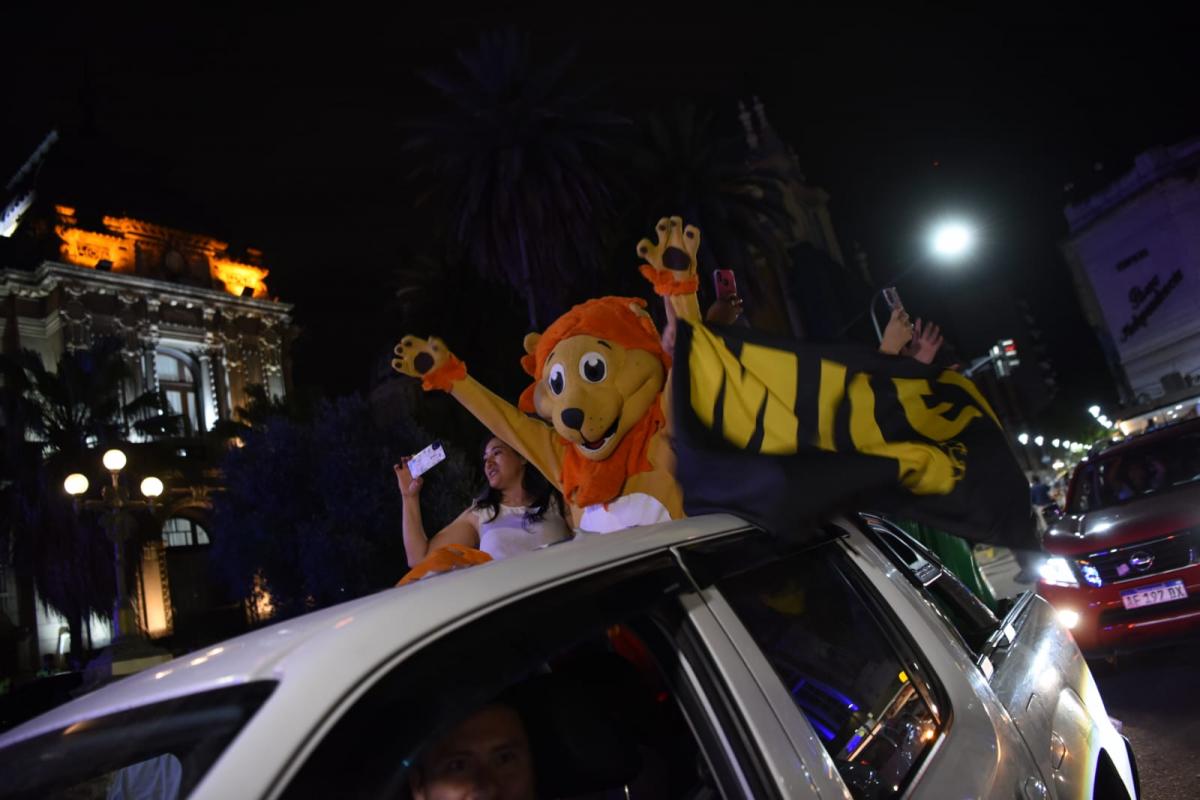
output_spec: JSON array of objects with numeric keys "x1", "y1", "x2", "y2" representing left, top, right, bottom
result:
[{"x1": 1068, "y1": 429, "x2": 1200, "y2": 513}]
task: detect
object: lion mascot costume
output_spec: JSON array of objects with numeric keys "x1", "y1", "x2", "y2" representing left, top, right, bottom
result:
[{"x1": 392, "y1": 216, "x2": 704, "y2": 533}]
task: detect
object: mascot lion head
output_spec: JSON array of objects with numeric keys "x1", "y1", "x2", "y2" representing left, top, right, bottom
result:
[{"x1": 519, "y1": 297, "x2": 670, "y2": 462}]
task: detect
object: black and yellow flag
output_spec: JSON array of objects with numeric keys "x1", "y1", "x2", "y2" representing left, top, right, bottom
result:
[{"x1": 671, "y1": 320, "x2": 1037, "y2": 548}]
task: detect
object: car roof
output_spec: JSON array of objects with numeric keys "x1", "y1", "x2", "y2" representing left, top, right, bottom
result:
[
  {"x1": 1090, "y1": 416, "x2": 1200, "y2": 459},
  {"x1": 0, "y1": 513, "x2": 756, "y2": 748}
]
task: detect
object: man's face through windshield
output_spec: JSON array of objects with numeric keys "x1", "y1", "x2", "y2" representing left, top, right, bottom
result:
[{"x1": 409, "y1": 704, "x2": 536, "y2": 800}]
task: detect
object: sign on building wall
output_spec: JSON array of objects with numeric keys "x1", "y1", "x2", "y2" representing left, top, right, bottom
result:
[{"x1": 1120, "y1": 268, "x2": 1184, "y2": 342}]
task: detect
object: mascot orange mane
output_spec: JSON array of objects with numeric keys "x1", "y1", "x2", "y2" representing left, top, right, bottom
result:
[{"x1": 392, "y1": 217, "x2": 704, "y2": 533}]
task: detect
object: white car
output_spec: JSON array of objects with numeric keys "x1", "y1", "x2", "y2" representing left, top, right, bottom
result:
[{"x1": 0, "y1": 513, "x2": 1138, "y2": 799}]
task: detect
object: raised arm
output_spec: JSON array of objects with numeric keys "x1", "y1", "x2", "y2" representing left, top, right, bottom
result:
[
  {"x1": 394, "y1": 459, "x2": 479, "y2": 567},
  {"x1": 391, "y1": 336, "x2": 564, "y2": 489}
]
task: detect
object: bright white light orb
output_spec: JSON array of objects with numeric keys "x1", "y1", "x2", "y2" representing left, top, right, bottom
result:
[
  {"x1": 1052, "y1": 439, "x2": 1061, "y2": 448},
  {"x1": 63, "y1": 473, "x2": 89, "y2": 496},
  {"x1": 1088, "y1": 405, "x2": 1101, "y2": 418},
  {"x1": 102, "y1": 449, "x2": 127, "y2": 472},
  {"x1": 930, "y1": 221, "x2": 975, "y2": 260},
  {"x1": 1034, "y1": 435, "x2": 1045, "y2": 447},
  {"x1": 140, "y1": 476, "x2": 164, "y2": 498},
  {"x1": 1017, "y1": 433, "x2": 1030, "y2": 445},
  {"x1": 1057, "y1": 609, "x2": 1080, "y2": 629}
]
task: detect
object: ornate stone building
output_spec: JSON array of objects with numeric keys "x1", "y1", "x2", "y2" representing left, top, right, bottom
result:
[
  {"x1": 1, "y1": 199, "x2": 294, "y2": 673},
  {"x1": 4, "y1": 204, "x2": 291, "y2": 422}
]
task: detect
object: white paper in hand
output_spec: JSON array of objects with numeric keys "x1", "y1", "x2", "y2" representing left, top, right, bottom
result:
[{"x1": 407, "y1": 441, "x2": 446, "y2": 479}]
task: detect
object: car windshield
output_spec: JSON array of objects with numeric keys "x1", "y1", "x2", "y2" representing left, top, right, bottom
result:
[
  {"x1": 1068, "y1": 429, "x2": 1200, "y2": 513},
  {"x1": 0, "y1": 681, "x2": 275, "y2": 800}
]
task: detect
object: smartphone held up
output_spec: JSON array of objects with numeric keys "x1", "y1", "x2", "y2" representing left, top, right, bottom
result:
[
  {"x1": 407, "y1": 441, "x2": 446, "y2": 479},
  {"x1": 713, "y1": 269, "x2": 738, "y2": 301}
]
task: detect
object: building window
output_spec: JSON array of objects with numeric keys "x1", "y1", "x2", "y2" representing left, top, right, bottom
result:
[
  {"x1": 156, "y1": 351, "x2": 201, "y2": 435},
  {"x1": 162, "y1": 517, "x2": 210, "y2": 548}
]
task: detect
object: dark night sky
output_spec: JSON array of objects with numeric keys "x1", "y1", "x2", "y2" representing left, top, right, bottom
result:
[{"x1": 5, "y1": 7, "x2": 1200, "y2": 427}]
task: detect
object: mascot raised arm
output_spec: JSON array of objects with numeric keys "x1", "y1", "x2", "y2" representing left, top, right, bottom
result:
[{"x1": 392, "y1": 216, "x2": 703, "y2": 533}]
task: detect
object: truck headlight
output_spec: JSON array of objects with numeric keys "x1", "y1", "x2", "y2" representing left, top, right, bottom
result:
[{"x1": 1038, "y1": 557, "x2": 1078, "y2": 587}]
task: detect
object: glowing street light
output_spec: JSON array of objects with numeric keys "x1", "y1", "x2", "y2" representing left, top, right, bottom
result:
[
  {"x1": 102, "y1": 448, "x2": 127, "y2": 472},
  {"x1": 63, "y1": 473, "x2": 90, "y2": 496},
  {"x1": 1018, "y1": 433, "x2": 1030, "y2": 445},
  {"x1": 1034, "y1": 435, "x2": 1045, "y2": 446},
  {"x1": 1088, "y1": 405, "x2": 1101, "y2": 418},
  {"x1": 1051, "y1": 438, "x2": 1061, "y2": 448},
  {"x1": 929, "y1": 220, "x2": 976, "y2": 261}
]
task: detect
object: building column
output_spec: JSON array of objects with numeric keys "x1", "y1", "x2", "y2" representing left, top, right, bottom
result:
[
  {"x1": 261, "y1": 319, "x2": 285, "y2": 401},
  {"x1": 196, "y1": 349, "x2": 219, "y2": 432}
]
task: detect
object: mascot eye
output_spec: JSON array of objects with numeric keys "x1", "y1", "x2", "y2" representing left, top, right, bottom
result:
[
  {"x1": 579, "y1": 352, "x2": 608, "y2": 383},
  {"x1": 548, "y1": 364, "x2": 566, "y2": 395}
]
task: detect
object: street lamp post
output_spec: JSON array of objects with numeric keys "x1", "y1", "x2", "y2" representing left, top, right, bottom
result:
[{"x1": 64, "y1": 448, "x2": 171, "y2": 676}]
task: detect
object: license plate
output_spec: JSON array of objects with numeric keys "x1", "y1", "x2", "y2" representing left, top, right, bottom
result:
[{"x1": 1120, "y1": 580, "x2": 1188, "y2": 610}]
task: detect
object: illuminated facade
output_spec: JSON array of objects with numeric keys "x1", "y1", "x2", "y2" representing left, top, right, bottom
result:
[
  {"x1": 0, "y1": 206, "x2": 293, "y2": 672},
  {"x1": 3, "y1": 208, "x2": 291, "y2": 432},
  {"x1": 1061, "y1": 136, "x2": 1200, "y2": 417}
]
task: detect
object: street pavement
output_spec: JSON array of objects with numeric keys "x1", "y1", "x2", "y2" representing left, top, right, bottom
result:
[{"x1": 978, "y1": 546, "x2": 1200, "y2": 800}]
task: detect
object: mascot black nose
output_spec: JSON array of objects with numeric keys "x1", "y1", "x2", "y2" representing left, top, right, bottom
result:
[{"x1": 560, "y1": 408, "x2": 585, "y2": 431}]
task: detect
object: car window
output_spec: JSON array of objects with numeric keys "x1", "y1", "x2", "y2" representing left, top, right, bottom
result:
[
  {"x1": 864, "y1": 517, "x2": 998, "y2": 654},
  {"x1": 1068, "y1": 429, "x2": 1200, "y2": 513},
  {"x1": 281, "y1": 553, "x2": 766, "y2": 800},
  {"x1": 701, "y1": 538, "x2": 942, "y2": 800},
  {"x1": 0, "y1": 681, "x2": 275, "y2": 800}
]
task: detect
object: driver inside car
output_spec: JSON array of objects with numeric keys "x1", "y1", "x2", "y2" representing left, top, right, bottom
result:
[{"x1": 408, "y1": 703, "x2": 537, "y2": 800}]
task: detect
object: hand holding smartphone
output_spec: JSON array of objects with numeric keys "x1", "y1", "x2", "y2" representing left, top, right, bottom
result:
[
  {"x1": 881, "y1": 286, "x2": 904, "y2": 312},
  {"x1": 713, "y1": 269, "x2": 738, "y2": 301}
]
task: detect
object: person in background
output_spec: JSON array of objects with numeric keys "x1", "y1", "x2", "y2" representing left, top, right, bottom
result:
[
  {"x1": 1030, "y1": 475, "x2": 1052, "y2": 507},
  {"x1": 395, "y1": 436, "x2": 571, "y2": 567}
]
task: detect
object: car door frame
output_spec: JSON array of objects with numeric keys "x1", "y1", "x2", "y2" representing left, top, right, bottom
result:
[
  {"x1": 675, "y1": 514, "x2": 1052, "y2": 799},
  {"x1": 848, "y1": 515, "x2": 1057, "y2": 798}
]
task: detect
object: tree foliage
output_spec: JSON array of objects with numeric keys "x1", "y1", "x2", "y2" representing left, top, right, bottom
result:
[
  {"x1": 403, "y1": 27, "x2": 629, "y2": 328},
  {"x1": 2, "y1": 338, "x2": 180, "y2": 455},
  {"x1": 209, "y1": 393, "x2": 475, "y2": 620},
  {"x1": 624, "y1": 103, "x2": 797, "y2": 332}
]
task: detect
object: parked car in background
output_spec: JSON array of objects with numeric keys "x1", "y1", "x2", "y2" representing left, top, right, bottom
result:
[
  {"x1": 0, "y1": 513, "x2": 1137, "y2": 799},
  {"x1": 1039, "y1": 418, "x2": 1200, "y2": 655}
]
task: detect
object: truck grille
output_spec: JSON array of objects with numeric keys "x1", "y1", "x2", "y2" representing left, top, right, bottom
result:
[{"x1": 1076, "y1": 529, "x2": 1198, "y2": 585}]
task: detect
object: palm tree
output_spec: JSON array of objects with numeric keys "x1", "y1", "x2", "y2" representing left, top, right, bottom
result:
[
  {"x1": 0, "y1": 338, "x2": 180, "y2": 663},
  {"x1": 402, "y1": 27, "x2": 629, "y2": 329},
  {"x1": 623, "y1": 104, "x2": 798, "y2": 335},
  {"x1": 2, "y1": 339, "x2": 178, "y2": 455}
]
